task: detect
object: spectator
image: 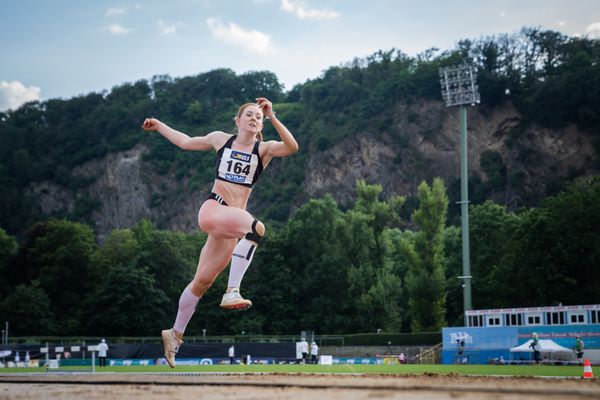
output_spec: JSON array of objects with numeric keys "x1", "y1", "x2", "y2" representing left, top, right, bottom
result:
[
  {"x1": 98, "y1": 339, "x2": 109, "y2": 367},
  {"x1": 529, "y1": 333, "x2": 540, "y2": 364},
  {"x1": 574, "y1": 337, "x2": 585, "y2": 362},
  {"x1": 299, "y1": 339, "x2": 309, "y2": 364},
  {"x1": 398, "y1": 352, "x2": 406, "y2": 364},
  {"x1": 228, "y1": 345, "x2": 236, "y2": 365},
  {"x1": 310, "y1": 342, "x2": 319, "y2": 364}
]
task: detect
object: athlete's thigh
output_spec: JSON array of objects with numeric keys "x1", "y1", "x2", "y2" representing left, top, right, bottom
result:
[{"x1": 198, "y1": 201, "x2": 256, "y2": 238}]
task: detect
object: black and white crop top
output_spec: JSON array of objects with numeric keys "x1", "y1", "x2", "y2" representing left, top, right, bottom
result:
[{"x1": 215, "y1": 135, "x2": 264, "y2": 188}]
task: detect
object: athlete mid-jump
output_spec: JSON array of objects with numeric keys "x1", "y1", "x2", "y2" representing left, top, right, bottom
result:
[{"x1": 142, "y1": 97, "x2": 298, "y2": 368}]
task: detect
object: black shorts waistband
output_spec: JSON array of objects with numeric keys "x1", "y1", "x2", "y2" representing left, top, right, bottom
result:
[{"x1": 206, "y1": 192, "x2": 228, "y2": 206}]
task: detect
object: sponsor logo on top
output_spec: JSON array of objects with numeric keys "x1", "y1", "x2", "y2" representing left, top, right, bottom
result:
[
  {"x1": 225, "y1": 173, "x2": 246, "y2": 183},
  {"x1": 230, "y1": 150, "x2": 251, "y2": 162}
]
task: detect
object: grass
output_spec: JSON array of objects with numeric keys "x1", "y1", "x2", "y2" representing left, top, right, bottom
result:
[{"x1": 0, "y1": 364, "x2": 585, "y2": 377}]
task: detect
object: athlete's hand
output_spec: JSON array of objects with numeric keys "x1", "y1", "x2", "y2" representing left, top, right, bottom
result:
[
  {"x1": 141, "y1": 118, "x2": 161, "y2": 131},
  {"x1": 256, "y1": 97, "x2": 275, "y2": 119}
]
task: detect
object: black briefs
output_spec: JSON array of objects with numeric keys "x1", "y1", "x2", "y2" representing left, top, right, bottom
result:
[{"x1": 206, "y1": 192, "x2": 228, "y2": 206}]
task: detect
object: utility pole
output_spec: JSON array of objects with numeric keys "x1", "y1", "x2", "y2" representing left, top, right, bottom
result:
[{"x1": 439, "y1": 64, "x2": 480, "y2": 326}]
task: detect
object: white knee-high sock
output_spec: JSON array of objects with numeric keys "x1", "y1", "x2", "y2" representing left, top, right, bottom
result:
[
  {"x1": 227, "y1": 239, "x2": 257, "y2": 288},
  {"x1": 173, "y1": 286, "x2": 200, "y2": 334}
]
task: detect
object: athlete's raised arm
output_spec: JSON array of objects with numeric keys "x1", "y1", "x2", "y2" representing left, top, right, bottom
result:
[
  {"x1": 141, "y1": 118, "x2": 226, "y2": 151},
  {"x1": 255, "y1": 98, "x2": 299, "y2": 158}
]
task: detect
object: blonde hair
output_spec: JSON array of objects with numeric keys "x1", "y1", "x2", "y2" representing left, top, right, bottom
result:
[{"x1": 235, "y1": 103, "x2": 263, "y2": 141}]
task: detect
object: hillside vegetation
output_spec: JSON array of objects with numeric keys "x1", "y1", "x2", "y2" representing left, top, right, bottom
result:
[{"x1": 0, "y1": 27, "x2": 599, "y2": 335}]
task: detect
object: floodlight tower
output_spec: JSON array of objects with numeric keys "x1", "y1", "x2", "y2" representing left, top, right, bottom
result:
[{"x1": 439, "y1": 64, "x2": 480, "y2": 326}]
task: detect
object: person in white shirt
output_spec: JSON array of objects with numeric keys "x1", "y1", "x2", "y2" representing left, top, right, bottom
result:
[
  {"x1": 299, "y1": 339, "x2": 309, "y2": 364},
  {"x1": 228, "y1": 345, "x2": 235, "y2": 364},
  {"x1": 98, "y1": 339, "x2": 109, "y2": 367},
  {"x1": 310, "y1": 342, "x2": 319, "y2": 364}
]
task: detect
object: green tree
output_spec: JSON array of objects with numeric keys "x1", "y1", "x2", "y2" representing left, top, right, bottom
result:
[
  {"x1": 346, "y1": 181, "x2": 405, "y2": 332},
  {"x1": 0, "y1": 280, "x2": 55, "y2": 335},
  {"x1": 468, "y1": 201, "x2": 518, "y2": 309},
  {"x1": 405, "y1": 178, "x2": 448, "y2": 332},
  {"x1": 132, "y1": 220, "x2": 200, "y2": 303},
  {"x1": 284, "y1": 195, "x2": 353, "y2": 333},
  {"x1": 497, "y1": 177, "x2": 600, "y2": 306},
  {"x1": 92, "y1": 229, "x2": 140, "y2": 271},
  {"x1": 442, "y1": 225, "x2": 463, "y2": 326},
  {"x1": 358, "y1": 227, "x2": 406, "y2": 332},
  {"x1": 85, "y1": 265, "x2": 171, "y2": 336},
  {"x1": 14, "y1": 220, "x2": 97, "y2": 333},
  {"x1": 0, "y1": 227, "x2": 17, "y2": 296},
  {"x1": 87, "y1": 222, "x2": 205, "y2": 335}
]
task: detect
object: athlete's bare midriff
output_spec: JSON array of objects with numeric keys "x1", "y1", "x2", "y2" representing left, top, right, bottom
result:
[{"x1": 211, "y1": 180, "x2": 251, "y2": 209}]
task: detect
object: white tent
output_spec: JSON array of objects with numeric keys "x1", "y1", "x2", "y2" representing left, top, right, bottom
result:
[{"x1": 510, "y1": 339, "x2": 574, "y2": 360}]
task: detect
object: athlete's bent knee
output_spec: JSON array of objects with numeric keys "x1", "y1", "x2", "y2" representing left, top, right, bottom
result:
[
  {"x1": 255, "y1": 221, "x2": 265, "y2": 237},
  {"x1": 245, "y1": 219, "x2": 265, "y2": 245}
]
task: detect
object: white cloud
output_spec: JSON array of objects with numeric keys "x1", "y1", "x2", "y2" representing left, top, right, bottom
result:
[
  {"x1": 586, "y1": 22, "x2": 600, "y2": 39},
  {"x1": 206, "y1": 18, "x2": 273, "y2": 55},
  {"x1": 280, "y1": 0, "x2": 340, "y2": 20},
  {"x1": 499, "y1": 10, "x2": 506, "y2": 18},
  {"x1": 158, "y1": 19, "x2": 180, "y2": 35},
  {"x1": 106, "y1": 23, "x2": 132, "y2": 35},
  {"x1": 105, "y1": 7, "x2": 126, "y2": 17},
  {"x1": 557, "y1": 21, "x2": 566, "y2": 27},
  {"x1": 0, "y1": 81, "x2": 41, "y2": 111}
]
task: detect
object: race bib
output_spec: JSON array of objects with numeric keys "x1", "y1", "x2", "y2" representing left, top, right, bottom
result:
[{"x1": 217, "y1": 148, "x2": 258, "y2": 185}]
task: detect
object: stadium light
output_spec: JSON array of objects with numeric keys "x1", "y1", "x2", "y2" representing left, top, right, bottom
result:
[
  {"x1": 439, "y1": 64, "x2": 480, "y2": 326},
  {"x1": 439, "y1": 64, "x2": 480, "y2": 107}
]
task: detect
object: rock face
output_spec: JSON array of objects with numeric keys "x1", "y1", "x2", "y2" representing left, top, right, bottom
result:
[
  {"x1": 305, "y1": 100, "x2": 598, "y2": 207},
  {"x1": 28, "y1": 145, "x2": 207, "y2": 240},
  {"x1": 27, "y1": 100, "x2": 599, "y2": 239}
]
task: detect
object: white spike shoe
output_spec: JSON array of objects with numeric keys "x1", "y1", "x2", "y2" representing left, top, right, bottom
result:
[{"x1": 220, "y1": 288, "x2": 252, "y2": 310}]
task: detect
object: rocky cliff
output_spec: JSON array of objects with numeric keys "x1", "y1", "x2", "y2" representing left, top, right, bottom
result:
[
  {"x1": 27, "y1": 100, "x2": 599, "y2": 239},
  {"x1": 306, "y1": 100, "x2": 597, "y2": 207}
]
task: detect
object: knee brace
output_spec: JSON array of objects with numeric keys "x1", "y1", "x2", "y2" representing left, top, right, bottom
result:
[{"x1": 245, "y1": 219, "x2": 263, "y2": 245}]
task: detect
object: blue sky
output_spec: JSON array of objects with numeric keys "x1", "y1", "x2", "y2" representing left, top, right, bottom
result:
[{"x1": 1, "y1": 0, "x2": 599, "y2": 111}]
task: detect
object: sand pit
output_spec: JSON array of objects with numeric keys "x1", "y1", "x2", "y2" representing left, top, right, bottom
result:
[
  {"x1": 1, "y1": 372, "x2": 599, "y2": 400},
  {"x1": 0, "y1": 373, "x2": 600, "y2": 400}
]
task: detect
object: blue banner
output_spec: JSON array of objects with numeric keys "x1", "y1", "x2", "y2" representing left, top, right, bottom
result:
[
  {"x1": 109, "y1": 359, "x2": 155, "y2": 366},
  {"x1": 332, "y1": 357, "x2": 381, "y2": 365}
]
